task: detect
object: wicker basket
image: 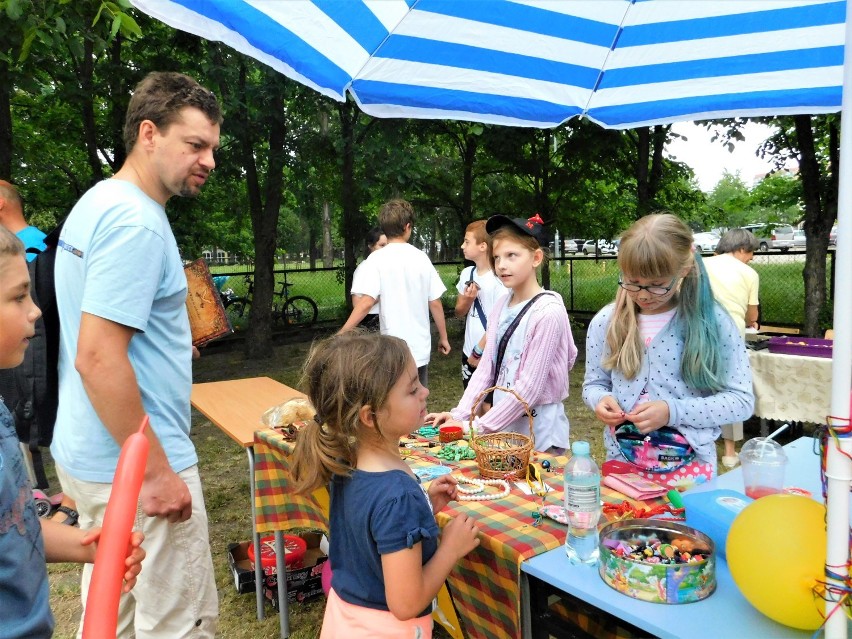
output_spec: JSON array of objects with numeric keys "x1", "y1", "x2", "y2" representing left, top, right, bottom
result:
[{"x1": 467, "y1": 386, "x2": 535, "y2": 480}]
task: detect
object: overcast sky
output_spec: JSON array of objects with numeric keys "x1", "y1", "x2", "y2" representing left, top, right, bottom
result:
[{"x1": 665, "y1": 121, "x2": 796, "y2": 193}]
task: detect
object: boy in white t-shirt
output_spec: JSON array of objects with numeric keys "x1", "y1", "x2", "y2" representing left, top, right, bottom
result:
[
  {"x1": 455, "y1": 220, "x2": 506, "y2": 389},
  {"x1": 341, "y1": 199, "x2": 450, "y2": 386}
]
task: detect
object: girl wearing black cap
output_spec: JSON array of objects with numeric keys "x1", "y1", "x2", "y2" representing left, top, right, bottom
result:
[{"x1": 426, "y1": 214, "x2": 577, "y2": 453}]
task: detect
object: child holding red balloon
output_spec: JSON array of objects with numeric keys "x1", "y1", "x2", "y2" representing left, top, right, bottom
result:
[
  {"x1": 291, "y1": 332, "x2": 481, "y2": 639},
  {"x1": 0, "y1": 226, "x2": 145, "y2": 638}
]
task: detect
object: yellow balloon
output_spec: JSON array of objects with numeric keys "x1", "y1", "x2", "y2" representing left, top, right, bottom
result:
[{"x1": 727, "y1": 494, "x2": 826, "y2": 630}]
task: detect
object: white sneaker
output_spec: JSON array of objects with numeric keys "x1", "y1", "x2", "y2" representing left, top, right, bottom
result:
[{"x1": 721, "y1": 454, "x2": 740, "y2": 469}]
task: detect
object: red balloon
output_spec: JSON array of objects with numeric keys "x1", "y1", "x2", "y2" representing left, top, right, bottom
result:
[{"x1": 82, "y1": 417, "x2": 150, "y2": 639}]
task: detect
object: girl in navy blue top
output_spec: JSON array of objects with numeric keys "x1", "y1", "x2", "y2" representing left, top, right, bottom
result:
[{"x1": 291, "y1": 333, "x2": 480, "y2": 638}]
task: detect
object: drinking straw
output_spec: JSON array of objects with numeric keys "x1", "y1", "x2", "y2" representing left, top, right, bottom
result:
[{"x1": 765, "y1": 423, "x2": 790, "y2": 441}]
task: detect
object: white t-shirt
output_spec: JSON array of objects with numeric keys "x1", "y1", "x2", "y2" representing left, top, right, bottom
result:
[
  {"x1": 455, "y1": 266, "x2": 506, "y2": 356},
  {"x1": 351, "y1": 242, "x2": 446, "y2": 366}
]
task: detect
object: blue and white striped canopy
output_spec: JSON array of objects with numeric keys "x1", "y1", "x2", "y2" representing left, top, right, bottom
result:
[{"x1": 131, "y1": 0, "x2": 845, "y2": 129}]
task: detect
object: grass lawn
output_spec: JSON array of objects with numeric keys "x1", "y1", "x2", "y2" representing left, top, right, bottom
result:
[{"x1": 45, "y1": 317, "x2": 794, "y2": 638}]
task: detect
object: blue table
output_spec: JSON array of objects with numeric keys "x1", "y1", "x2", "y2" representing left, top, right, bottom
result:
[{"x1": 521, "y1": 436, "x2": 850, "y2": 639}]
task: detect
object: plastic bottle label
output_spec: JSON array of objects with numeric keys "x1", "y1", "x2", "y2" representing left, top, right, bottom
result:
[{"x1": 566, "y1": 484, "x2": 599, "y2": 512}]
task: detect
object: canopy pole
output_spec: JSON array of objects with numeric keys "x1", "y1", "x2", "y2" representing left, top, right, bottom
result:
[{"x1": 824, "y1": 3, "x2": 852, "y2": 638}]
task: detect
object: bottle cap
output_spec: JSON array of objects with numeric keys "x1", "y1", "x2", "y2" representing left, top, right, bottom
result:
[{"x1": 571, "y1": 441, "x2": 590, "y2": 456}]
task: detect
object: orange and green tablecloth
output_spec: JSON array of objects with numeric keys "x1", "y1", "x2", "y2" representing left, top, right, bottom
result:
[{"x1": 253, "y1": 428, "x2": 666, "y2": 639}]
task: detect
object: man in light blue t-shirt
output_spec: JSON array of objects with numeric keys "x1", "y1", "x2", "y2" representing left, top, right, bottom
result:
[
  {"x1": 51, "y1": 72, "x2": 222, "y2": 638},
  {"x1": 0, "y1": 180, "x2": 46, "y2": 260}
]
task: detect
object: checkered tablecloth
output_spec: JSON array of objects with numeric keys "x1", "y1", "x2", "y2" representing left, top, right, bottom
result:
[
  {"x1": 254, "y1": 428, "x2": 329, "y2": 533},
  {"x1": 253, "y1": 428, "x2": 664, "y2": 639}
]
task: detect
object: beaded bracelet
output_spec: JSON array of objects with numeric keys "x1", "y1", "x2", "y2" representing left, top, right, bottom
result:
[{"x1": 456, "y1": 476, "x2": 510, "y2": 501}]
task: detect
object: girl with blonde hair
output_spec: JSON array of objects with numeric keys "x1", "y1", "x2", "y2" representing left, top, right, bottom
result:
[
  {"x1": 291, "y1": 332, "x2": 479, "y2": 638},
  {"x1": 583, "y1": 213, "x2": 754, "y2": 473}
]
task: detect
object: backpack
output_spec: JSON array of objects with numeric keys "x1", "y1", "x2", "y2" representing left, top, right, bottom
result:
[{"x1": 0, "y1": 220, "x2": 63, "y2": 489}]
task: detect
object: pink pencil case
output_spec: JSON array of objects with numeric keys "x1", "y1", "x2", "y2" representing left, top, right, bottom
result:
[{"x1": 603, "y1": 472, "x2": 669, "y2": 501}]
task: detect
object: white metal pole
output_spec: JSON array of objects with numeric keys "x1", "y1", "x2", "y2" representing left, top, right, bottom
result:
[{"x1": 823, "y1": 3, "x2": 852, "y2": 637}]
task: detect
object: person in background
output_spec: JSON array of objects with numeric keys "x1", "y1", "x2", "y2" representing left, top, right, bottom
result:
[
  {"x1": 0, "y1": 180, "x2": 46, "y2": 260},
  {"x1": 290, "y1": 332, "x2": 479, "y2": 639},
  {"x1": 454, "y1": 219, "x2": 505, "y2": 389},
  {"x1": 427, "y1": 214, "x2": 577, "y2": 454},
  {"x1": 0, "y1": 226, "x2": 145, "y2": 639},
  {"x1": 583, "y1": 214, "x2": 754, "y2": 476},
  {"x1": 703, "y1": 228, "x2": 760, "y2": 469},
  {"x1": 50, "y1": 71, "x2": 221, "y2": 637},
  {"x1": 341, "y1": 199, "x2": 450, "y2": 387},
  {"x1": 352, "y1": 226, "x2": 387, "y2": 331}
]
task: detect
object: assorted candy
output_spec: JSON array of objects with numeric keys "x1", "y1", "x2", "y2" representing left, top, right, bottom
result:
[{"x1": 603, "y1": 536, "x2": 710, "y2": 565}]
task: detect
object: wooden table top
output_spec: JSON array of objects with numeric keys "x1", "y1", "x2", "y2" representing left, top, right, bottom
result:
[{"x1": 191, "y1": 376, "x2": 305, "y2": 447}]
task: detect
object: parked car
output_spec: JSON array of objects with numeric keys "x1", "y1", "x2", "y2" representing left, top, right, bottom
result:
[
  {"x1": 582, "y1": 239, "x2": 617, "y2": 255},
  {"x1": 692, "y1": 232, "x2": 720, "y2": 254},
  {"x1": 793, "y1": 229, "x2": 806, "y2": 248},
  {"x1": 742, "y1": 223, "x2": 795, "y2": 252},
  {"x1": 565, "y1": 238, "x2": 586, "y2": 253}
]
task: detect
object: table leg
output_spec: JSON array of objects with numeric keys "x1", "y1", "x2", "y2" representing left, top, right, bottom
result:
[
  {"x1": 248, "y1": 447, "x2": 265, "y2": 621},
  {"x1": 274, "y1": 531, "x2": 290, "y2": 638}
]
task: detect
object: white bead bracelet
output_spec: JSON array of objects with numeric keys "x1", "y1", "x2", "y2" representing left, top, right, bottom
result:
[{"x1": 456, "y1": 476, "x2": 510, "y2": 501}]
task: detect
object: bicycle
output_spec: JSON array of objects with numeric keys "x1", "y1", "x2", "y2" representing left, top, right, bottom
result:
[
  {"x1": 213, "y1": 275, "x2": 251, "y2": 325},
  {"x1": 273, "y1": 273, "x2": 318, "y2": 328}
]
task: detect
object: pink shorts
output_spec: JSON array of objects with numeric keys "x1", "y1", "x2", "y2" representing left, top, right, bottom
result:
[{"x1": 320, "y1": 588, "x2": 432, "y2": 639}]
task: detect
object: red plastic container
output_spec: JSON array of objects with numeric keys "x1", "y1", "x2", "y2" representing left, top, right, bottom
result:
[
  {"x1": 767, "y1": 337, "x2": 833, "y2": 358},
  {"x1": 248, "y1": 534, "x2": 308, "y2": 575}
]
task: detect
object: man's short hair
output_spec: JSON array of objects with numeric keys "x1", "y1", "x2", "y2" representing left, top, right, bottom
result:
[
  {"x1": 123, "y1": 71, "x2": 223, "y2": 154},
  {"x1": 379, "y1": 199, "x2": 416, "y2": 239},
  {"x1": 465, "y1": 220, "x2": 488, "y2": 244},
  {"x1": 0, "y1": 180, "x2": 23, "y2": 210}
]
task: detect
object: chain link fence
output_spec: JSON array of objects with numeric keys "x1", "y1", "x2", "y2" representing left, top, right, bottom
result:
[{"x1": 207, "y1": 249, "x2": 835, "y2": 334}]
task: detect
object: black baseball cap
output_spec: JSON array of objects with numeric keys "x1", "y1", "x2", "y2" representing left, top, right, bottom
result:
[{"x1": 486, "y1": 213, "x2": 550, "y2": 246}]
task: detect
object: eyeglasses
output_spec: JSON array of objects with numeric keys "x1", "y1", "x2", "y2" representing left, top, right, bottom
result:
[{"x1": 618, "y1": 275, "x2": 679, "y2": 296}]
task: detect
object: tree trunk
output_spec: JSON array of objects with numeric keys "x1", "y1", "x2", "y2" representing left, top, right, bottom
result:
[
  {"x1": 0, "y1": 58, "x2": 12, "y2": 179},
  {"x1": 108, "y1": 36, "x2": 126, "y2": 171},
  {"x1": 635, "y1": 127, "x2": 651, "y2": 216},
  {"x1": 79, "y1": 38, "x2": 104, "y2": 184},
  {"x1": 322, "y1": 201, "x2": 333, "y2": 267},
  {"x1": 338, "y1": 99, "x2": 359, "y2": 312},
  {"x1": 242, "y1": 70, "x2": 288, "y2": 358},
  {"x1": 462, "y1": 136, "x2": 476, "y2": 222},
  {"x1": 794, "y1": 115, "x2": 834, "y2": 336}
]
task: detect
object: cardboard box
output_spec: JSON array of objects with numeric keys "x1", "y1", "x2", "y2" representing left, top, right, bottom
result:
[{"x1": 227, "y1": 532, "x2": 328, "y2": 607}]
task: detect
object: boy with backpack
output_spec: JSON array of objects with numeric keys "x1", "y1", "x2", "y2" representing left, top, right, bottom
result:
[{"x1": 455, "y1": 220, "x2": 505, "y2": 389}]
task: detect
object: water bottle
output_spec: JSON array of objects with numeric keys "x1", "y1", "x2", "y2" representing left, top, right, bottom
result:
[{"x1": 564, "y1": 440, "x2": 602, "y2": 564}]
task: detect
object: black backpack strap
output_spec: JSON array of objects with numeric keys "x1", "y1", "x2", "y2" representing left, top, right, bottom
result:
[{"x1": 490, "y1": 291, "x2": 549, "y2": 387}]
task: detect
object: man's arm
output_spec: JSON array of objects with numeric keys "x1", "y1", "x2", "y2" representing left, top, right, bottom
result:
[
  {"x1": 76, "y1": 313, "x2": 192, "y2": 523},
  {"x1": 340, "y1": 295, "x2": 376, "y2": 333},
  {"x1": 746, "y1": 304, "x2": 759, "y2": 328},
  {"x1": 429, "y1": 298, "x2": 451, "y2": 355}
]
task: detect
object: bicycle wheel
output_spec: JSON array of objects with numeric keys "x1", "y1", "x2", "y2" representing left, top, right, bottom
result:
[{"x1": 282, "y1": 296, "x2": 318, "y2": 327}]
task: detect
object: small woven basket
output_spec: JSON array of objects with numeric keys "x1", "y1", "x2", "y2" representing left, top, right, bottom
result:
[{"x1": 467, "y1": 386, "x2": 535, "y2": 480}]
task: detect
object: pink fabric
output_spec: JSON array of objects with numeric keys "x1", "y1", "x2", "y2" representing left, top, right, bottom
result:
[
  {"x1": 320, "y1": 588, "x2": 432, "y2": 639},
  {"x1": 451, "y1": 291, "x2": 577, "y2": 433}
]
